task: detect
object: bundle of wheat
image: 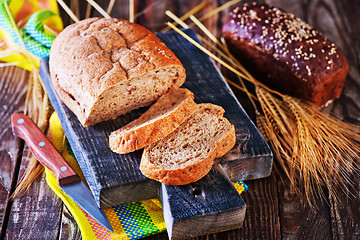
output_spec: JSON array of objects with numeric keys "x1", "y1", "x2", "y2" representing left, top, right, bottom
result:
[
  {"x1": 165, "y1": 10, "x2": 359, "y2": 207},
  {"x1": 6, "y1": 0, "x2": 359, "y2": 208}
]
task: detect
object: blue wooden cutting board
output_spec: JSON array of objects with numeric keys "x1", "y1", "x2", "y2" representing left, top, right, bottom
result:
[{"x1": 39, "y1": 28, "x2": 272, "y2": 210}]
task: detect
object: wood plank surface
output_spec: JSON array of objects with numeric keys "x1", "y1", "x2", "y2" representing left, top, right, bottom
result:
[
  {"x1": 1, "y1": 0, "x2": 359, "y2": 239},
  {"x1": 264, "y1": 1, "x2": 360, "y2": 240},
  {"x1": 232, "y1": 175, "x2": 280, "y2": 239},
  {"x1": 0, "y1": 66, "x2": 63, "y2": 239},
  {"x1": 5, "y1": 162, "x2": 63, "y2": 239},
  {"x1": 161, "y1": 164, "x2": 246, "y2": 239},
  {"x1": 39, "y1": 27, "x2": 272, "y2": 208},
  {"x1": 0, "y1": 66, "x2": 28, "y2": 238}
]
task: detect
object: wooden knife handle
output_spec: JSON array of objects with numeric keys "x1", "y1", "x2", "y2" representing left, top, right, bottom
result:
[{"x1": 11, "y1": 113, "x2": 80, "y2": 186}]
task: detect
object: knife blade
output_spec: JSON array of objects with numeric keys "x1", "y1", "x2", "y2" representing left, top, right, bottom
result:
[{"x1": 11, "y1": 113, "x2": 113, "y2": 233}]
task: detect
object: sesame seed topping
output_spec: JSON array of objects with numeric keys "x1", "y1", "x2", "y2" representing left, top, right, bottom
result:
[
  {"x1": 249, "y1": 10, "x2": 257, "y2": 19},
  {"x1": 329, "y1": 47, "x2": 337, "y2": 55},
  {"x1": 227, "y1": 3, "x2": 343, "y2": 78}
]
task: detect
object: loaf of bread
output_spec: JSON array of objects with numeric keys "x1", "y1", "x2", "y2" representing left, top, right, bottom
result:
[
  {"x1": 140, "y1": 103, "x2": 236, "y2": 185},
  {"x1": 222, "y1": 3, "x2": 349, "y2": 107},
  {"x1": 49, "y1": 18, "x2": 186, "y2": 126},
  {"x1": 109, "y1": 88, "x2": 198, "y2": 154}
]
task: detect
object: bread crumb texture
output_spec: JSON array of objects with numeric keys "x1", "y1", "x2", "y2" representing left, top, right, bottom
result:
[
  {"x1": 50, "y1": 18, "x2": 185, "y2": 126},
  {"x1": 140, "y1": 103, "x2": 236, "y2": 185},
  {"x1": 109, "y1": 88, "x2": 198, "y2": 154}
]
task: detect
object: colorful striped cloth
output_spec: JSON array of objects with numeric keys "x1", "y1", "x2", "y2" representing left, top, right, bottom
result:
[
  {"x1": 0, "y1": 1, "x2": 248, "y2": 238},
  {"x1": 46, "y1": 112, "x2": 248, "y2": 240},
  {"x1": 0, "y1": 0, "x2": 62, "y2": 70}
]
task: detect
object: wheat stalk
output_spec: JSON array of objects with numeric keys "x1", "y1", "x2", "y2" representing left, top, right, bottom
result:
[
  {"x1": 166, "y1": 9, "x2": 360, "y2": 207},
  {"x1": 10, "y1": 0, "x2": 135, "y2": 198},
  {"x1": 57, "y1": 0, "x2": 79, "y2": 22},
  {"x1": 107, "y1": 0, "x2": 116, "y2": 15},
  {"x1": 8, "y1": 0, "x2": 359, "y2": 208},
  {"x1": 86, "y1": 0, "x2": 111, "y2": 18},
  {"x1": 161, "y1": 1, "x2": 208, "y2": 32},
  {"x1": 2, "y1": 1, "x2": 52, "y2": 198}
]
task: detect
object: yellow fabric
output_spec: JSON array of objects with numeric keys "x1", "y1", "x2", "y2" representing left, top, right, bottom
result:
[
  {"x1": 45, "y1": 112, "x2": 97, "y2": 240},
  {"x1": 44, "y1": 112, "x2": 247, "y2": 240},
  {"x1": 45, "y1": 112, "x2": 167, "y2": 240},
  {"x1": 0, "y1": 0, "x2": 62, "y2": 70},
  {"x1": 141, "y1": 199, "x2": 166, "y2": 231}
]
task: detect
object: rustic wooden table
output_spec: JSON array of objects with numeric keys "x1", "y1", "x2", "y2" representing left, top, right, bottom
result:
[{"x1": 1, "y1": 0, "x2": 359, "y2": 239}]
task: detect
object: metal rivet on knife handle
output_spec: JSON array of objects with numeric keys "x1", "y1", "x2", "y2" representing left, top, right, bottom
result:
[
  {"x1": 17, "y1": 118, "x2": 24, "y2": 124},
  {"x1": 10, "y1": 113, "x2": 81, "y2": 186},
  {"x1": 10, "y1": 113, "x2": 114, "y2": 232}
]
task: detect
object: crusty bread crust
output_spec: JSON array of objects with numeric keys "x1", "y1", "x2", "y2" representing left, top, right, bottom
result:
[
  {"x1": 109, "y1": 88, "x2": 198, "y2": 154},
  {"x1": 140, "y1": 103, "x2": 236, "y2": 185},
  {"x1": 50, "y1": 18, "x2": 186, "y2": 126},
  {"x1": 222, "y1": 3, "x2": 349, "y2": 107},
  {"x1": 215, "y1": 124, "x2": 236, "y2": 158},
  {"x1": 140, "y1": 148, "x2": 215, "y2": 185}
]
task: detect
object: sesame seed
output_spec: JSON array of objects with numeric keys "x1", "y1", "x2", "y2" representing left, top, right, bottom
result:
[
  {"x1": 329, "y1": 47, "x2": 337, "y2": 55},
  {"x1": 249, "y1": 10, "x2": 257, "y2": 19}
]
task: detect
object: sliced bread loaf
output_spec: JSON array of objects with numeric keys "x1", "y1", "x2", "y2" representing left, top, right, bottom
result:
[
  {"x1": 50, "y1": 18, "x2": 186, "y2": 126},
  {"x1": 109, "y1": 88, "x2": 198, "y2": 154},
  {"x1": 140, "y1": 103, "x2": 236, "y2": 185}
]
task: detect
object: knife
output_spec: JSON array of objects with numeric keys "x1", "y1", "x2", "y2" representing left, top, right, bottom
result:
[{"x1": 11, "y1": 113, "x2": 113, "y2": 233}]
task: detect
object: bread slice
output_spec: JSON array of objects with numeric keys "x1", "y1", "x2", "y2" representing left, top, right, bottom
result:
[
  {"x1": 140, "y1": 103, "x2": 236, "y2": 185},
  {"x1": 50, "y1": 18, "x2": 186, "y2": 126},
  {"x1": 109, "y1": 88, "x2": 198, "y2": 154}
]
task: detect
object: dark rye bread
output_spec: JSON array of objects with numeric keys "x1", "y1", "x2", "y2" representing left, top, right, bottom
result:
[
  {"x1": 222, "y1": 3, "x2": 349, "y2": 107},
  {"x1": 50, "y1": 18, "x2": 186, "y2": 126},
  {"x1": 140, "y1": 103, "x2": 236, "y2": 185},
  {"x1": 109, "y1": 88, "x2": 198, "y2": 154}
]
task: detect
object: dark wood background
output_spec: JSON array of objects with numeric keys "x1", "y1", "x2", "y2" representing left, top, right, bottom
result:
[{"x1": 1, "y1": 0, "x2": 359, "y2": 239}]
